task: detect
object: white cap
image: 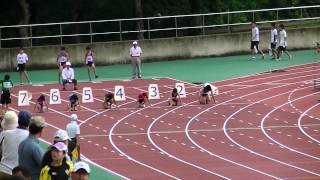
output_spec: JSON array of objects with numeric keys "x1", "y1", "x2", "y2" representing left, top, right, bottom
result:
[
  {"x1": 133, "y1": 41, "x2": 138, "y2": 45},
  {"x1": 70, "y1": 114, "x2": 78, "y2": 121},
  {"x1": 73, "y1": 161, "x2": 91, "y2": 173},
  {"x1": 66, "y1": 61, "x2": 71, "y2": 66},
  {"x1": 54, "y1": 129, "x2": 70, "y2": 141}
]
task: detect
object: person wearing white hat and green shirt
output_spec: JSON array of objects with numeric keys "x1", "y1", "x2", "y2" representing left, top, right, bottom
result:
[
  {"x1": 62, "y1": 61, "x2": 77, "y2": 91},
  {"x1": 71, "y1": 161, "x2": 90, "y2": 180},
  {"x1": 66, "y1": 114, "x2": 80, "y2": 161},
  {"x1": 129, "y1": 41, "x2": 143, "y2": 79}
]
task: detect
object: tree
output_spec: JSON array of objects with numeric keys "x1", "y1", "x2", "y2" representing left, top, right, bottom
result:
[
  {"x1": 133, "y1": 0, "x2": 144, "y2": 40},
  {"x1": 18, "y1": 0, "x2": 31, "y2": 47}
]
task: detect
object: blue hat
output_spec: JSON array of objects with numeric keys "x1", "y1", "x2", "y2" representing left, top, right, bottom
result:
[{"x1": 18, "y1": 110, "x2": 32, "y2": 127}]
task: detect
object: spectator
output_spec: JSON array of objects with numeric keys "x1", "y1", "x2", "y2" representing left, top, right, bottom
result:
[
  {"x1": 16, "y1": 47, "x2": 32, "y2": 85},
  {"x1": 129, "y1": 41, "x2": 143, "y2": 79},
  {"x1": 84, "y1": 46, "x2": 98, "y2": 81},
  {"x1": 0, "y1": 75, "x2": 14, "y2": 113},
  {"x1": 0, "y1": 111, "x2": 31, "y2": 175},
  {"x1": 12, "y1": 166, "x2": 31, "y2": 180},
  {"x1": 62, "y1": 62, "x2": 77, "y2": 91},
  {"x1": 71, "y1": 161, "x2": 90, "y2": 180},
  {"x1": 18, "y1": 116, "x2": 46, "y2": 180},
  {"x1": 1, "y1": 111, "x2": 18, "y2": 131},
  {"x1": 66, "y1": 114, "x2": 80, "y2": 161},
  {"x1": 41, "y1": 129, "x2": 71, "y2": 168},
  {"x1": 39, "y1": 142, "x2": 72, "y2": 180}
]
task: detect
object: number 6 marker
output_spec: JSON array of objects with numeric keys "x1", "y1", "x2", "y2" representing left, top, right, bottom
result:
[{"x1": 49, "y1": 89, "x2": 61, "y2": 104}]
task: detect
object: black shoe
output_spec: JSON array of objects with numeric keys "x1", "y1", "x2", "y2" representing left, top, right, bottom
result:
[
  {"x1": 95, "y1": 75, "x2": 98, "y2": 78},
  {"x1": 62, "y1": 87, "x2": 66, "y2": 91},
  {"x1": 138, "y1": 76, "x2": 142, "y2": 79},
  {"x1": 74, "y1": 88, "x2": 78, "y2": 90}
]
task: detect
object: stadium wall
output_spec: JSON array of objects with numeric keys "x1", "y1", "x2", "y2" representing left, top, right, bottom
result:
[{"x1": 0, "y1": 27, "x2": 319, "y2": 71}]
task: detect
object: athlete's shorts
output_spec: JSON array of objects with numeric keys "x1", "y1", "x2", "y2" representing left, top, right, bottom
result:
[
  {"x1": 270, "y1": 42, "x2": 276, "y2": 49},
  {"x1": 1, "y1": 92, "x2": 11, "y2": 104},
  {"x1": 251, "y1": 41, "x2": 260, "y2": 50},
  {"x1": 278, "y1": 46, "x2": 286, "y2": 51},
  {"x1": 86, "y1": 61, "x2": 93, "y2": 67},
  {"x1": 17, "y1": 64, "x2": 26, "y2": 72}
]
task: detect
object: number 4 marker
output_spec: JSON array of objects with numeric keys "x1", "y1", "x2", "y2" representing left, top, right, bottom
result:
[{"x1": 114, "y1": 85, "x2": 126, "y2": 101}]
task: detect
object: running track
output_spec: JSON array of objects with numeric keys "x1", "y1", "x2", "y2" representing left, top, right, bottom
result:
[{"x1": 9, "y1": 62, "x2": 320, "y2": 179}]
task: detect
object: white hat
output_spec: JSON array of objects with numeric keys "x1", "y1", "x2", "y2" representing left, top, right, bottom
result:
[
  {"x1": 54, "y1": 129, "x2": 70, "y2": 141},
  {"x1": 70, "y1": 114, "x2": 78, "y2": 121},
  {"x1": 52, "y1": 142, "x2": 68, "y2": 152},
  {"x1": 133, "y1": 41, "x2": 138, "y2": 45},
  {"x1": 66, "y1": 61, "x2": 71, "y2": 66},
  {"x1": 73, "y1": 161, "x2": 91, "y2": 173},
  {"x1": 1, "y1": 111, "x2": 18, "y2": 130}
]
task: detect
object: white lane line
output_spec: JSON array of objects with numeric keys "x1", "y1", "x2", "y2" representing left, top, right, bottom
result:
[
  {"x1": 187, "y1": 81, "x2": 318, "y2": 178},
  {"x1": 261, "y1": 90, "x2": 320, "y2": 161},
  {"x1": 298, "y1": 103, "x2": 320, "y2": 144}
]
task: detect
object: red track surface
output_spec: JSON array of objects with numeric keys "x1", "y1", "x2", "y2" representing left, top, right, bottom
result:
[{"x1": 10, "y1": 63, "x2": 320, "y2": 179}]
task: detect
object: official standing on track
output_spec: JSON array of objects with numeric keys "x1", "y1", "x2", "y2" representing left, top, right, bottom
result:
[
  {"x1": 17, "y1": 47, "x2": 32, "y2": 85},
  {"x1": 66, "y1": 114, "x2": 81, "y2": 161},
  {"x1": 129, "y1": 41, "x2": 143, "y2": 79}
]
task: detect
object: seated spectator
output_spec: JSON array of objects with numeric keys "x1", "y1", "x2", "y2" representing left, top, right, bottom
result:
[
  {"x1": 199, "y1": 83, "x2": 216, "y2": 104},
  {"x1": 68, "y1": 94, "x2": 81, "y2": 111},
  {"x1": 62, "y1": 62, "x2": 77, "y2": 91},
  {"x1": 41, "y1": 129, "x2": 71, "y2": 168},
  {"x1": 71, "y1": 161, "x2": 90, "y2": 180},
  {"x1": 0, "y1": 111, "x2": 31, "y2": 175},
  {"x1": 34, "y1": 94, "x2": 48, "y2": 113},
  {"x1": 18, "y1": 116, "x2": 46, "y2": 180},
  {"x1": 168, "y1": 88, "x2": 181, "y2": 106},
  {"x1": 40, "y1": 142, "x2": 72, "y2": 180},
  {"x1": 12, "y1": 166, "x2": 31, "y2": 180},
  {"x1": 103, "y1": 92, "x2": 116, "y2": 109},
  {"x1": 137, "y1": 92, "x2": 150, "y2": 108},
  {"x1": 1, "y1": 111, "x2": 18, "y2": 131}
]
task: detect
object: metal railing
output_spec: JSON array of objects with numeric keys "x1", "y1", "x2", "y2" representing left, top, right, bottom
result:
[{"x1": 0, "y1": 5, "x2": 320, "y2": 48}]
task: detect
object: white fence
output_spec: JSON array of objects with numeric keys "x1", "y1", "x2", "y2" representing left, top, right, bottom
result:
[{"x1": 0, "y1": 5, "x2": 319, "y2": 48}]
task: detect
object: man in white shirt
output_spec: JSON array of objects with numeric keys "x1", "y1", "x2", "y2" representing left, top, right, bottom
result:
[
  {"x1": 129, "y1": 41, "x2": 143, "y2": 79},
  {"x1": 66, "y1": 114, "x2": 80, "y2": 161},
  {"x1": 277, "y1": 24, "x2": 292, "y2": 60},
  {"x1": 17, "y1": 47, "x2": 32, "y2": 85},
  {"x1": 251, "y1": 22, "x2": 265, "y2": 59},
  {"x1": 62, "y1": 61, "x2": 77, "y2": 90},
  {"x1": 270, "y1": 23, "x2": 278, "y2": 59}
]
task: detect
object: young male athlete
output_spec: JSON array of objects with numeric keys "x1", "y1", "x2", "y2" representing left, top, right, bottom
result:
[
  {"x1": 168, "y1": 88, "x2": 181, "y2": 106},
  {"x1": 103, "y1": 92, "x2": 117, "y2": 109},
  {"x1": 84, "y1": 46, "x2": 98, "y2": 81}
]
